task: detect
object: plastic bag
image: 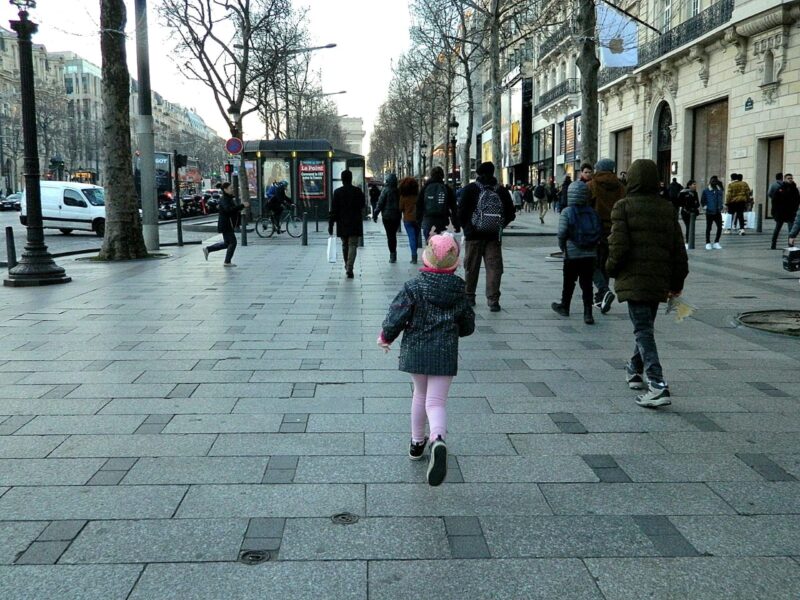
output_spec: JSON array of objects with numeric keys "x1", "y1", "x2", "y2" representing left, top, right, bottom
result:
[
  {"x1": 327, "y1": 236, "x2": 337, "y2": 263},
  {"x1": 665, "y1": 296, "x2": 696, "y2": 323}
]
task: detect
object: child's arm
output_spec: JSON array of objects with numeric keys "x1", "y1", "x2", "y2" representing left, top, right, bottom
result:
[
  {"x1": 456, "y1": 302, "x2": 475, "y2": 338},
  {"x1": 379, "y1": 284, "x2": 415, "y2": 346}
]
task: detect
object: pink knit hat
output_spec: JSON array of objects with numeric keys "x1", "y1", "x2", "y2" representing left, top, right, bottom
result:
[{"x1": 422, "y1": 233, "x2": 460, "y2": 272}]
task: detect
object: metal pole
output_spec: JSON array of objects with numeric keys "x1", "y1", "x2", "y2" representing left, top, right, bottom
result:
[
  {"x1": 135, "y1": 0, "x2": 159, "y2": 252},
  {"x1": 756, "y1": 203, "x2": 763, "y2": 233},
  {"x1": 4, "y1": 7, "x2": 69, "y2": 287},
  {"x1": 173, "y1": 150, "x2": 183, "y2": 246},
  {"x1": 688, "y1": 213, "x2": 696, "y2": 250},
  {"x1": 5, "y1": 226, "x2": 16, "y2": 269},
  {"x1": 301, "y1": 211, "x2": 308, "y2": 246}
]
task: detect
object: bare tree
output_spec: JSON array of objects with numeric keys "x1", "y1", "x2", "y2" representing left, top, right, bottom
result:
[
  {"x1": 97, "y1": 0, "x2": 148, "y2": 259},
  {"x1": 35, "y1": 86, "x2": 69, "y2": 171}
]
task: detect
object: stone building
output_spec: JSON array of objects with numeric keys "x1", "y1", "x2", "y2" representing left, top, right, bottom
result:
[{"x1": 339, "y1": 117, "x2": 366, "y2": 156}]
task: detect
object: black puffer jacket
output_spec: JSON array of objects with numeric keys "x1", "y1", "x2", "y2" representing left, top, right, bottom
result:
[
  {"x1": 217, "y1": 191, "x2": 243, "y2": 233},
  {"x1": 381, "y1": 271, "x2": 475, "y2": 376},
  {"x1": 374, "y1": 174, "x2": 401, "y2": 221},
  {"x1": 606, "y1": 159, "x2": 688, "y2": 303}
]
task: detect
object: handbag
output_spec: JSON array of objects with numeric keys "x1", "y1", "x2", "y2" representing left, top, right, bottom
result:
[{"x1": 327, "y1": 236, "x2": 337, "y2": 263}]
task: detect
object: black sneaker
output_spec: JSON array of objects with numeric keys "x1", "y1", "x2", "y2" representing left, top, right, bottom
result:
[
  {"x1": 600, "y1": 291, "x2": 616, "y2": 314},
  {"x1": 625, "y1": 364, "x2": 646, "y2": 390},
  {"x1": 489, "y1": 304, "x2": 501, "y2": 312},
  {"x1": 551, "y1": 302, "x2": 569, "y2": 317},
  {"x1": 426, "y1": 436, "x2": 447, "y2": 486},
  {"x1": 409, "y1": 437, "x2": 428, "y2": 461}
]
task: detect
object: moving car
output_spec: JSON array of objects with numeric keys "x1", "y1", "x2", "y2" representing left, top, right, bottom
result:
[
  {"x1": 0, "y1": 193, "x2": 20, "y2": 211},
  {"x1": 20, "y1": 182, "x2": 106, "y2": 237}
]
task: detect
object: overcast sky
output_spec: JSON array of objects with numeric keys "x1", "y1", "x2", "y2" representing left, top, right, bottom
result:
[{"x1": 0, "y1": 0, "x2": 411, "y2": 155}]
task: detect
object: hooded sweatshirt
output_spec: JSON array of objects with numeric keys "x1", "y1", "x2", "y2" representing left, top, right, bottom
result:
[
  {"x1": 606, "y1": 159, "x2": 689, "y2": 303},
  {"x1": 558, "y1": 183, "x2": 598, "y2": 260},
  {"x1": 380, "y1": 271, "x2": 475, "y2": 376},
  {"x1": 374, "y1": 174, "x2": 401, "y2": 221},
  {"x1": 589, "y1": 171, "x2": 626, "y2": 237}
]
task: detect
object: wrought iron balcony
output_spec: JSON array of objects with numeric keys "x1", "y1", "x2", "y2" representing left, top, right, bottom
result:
[
  {"x1": 534, "y1": 78, "x2": 578, "y2": 114},
  {"x1": 639, "y1": 0, "x2": 734, "y2": 66},
  {"x1": 539, "y1": 20, "x2": 573, "y2": 60},
  {"x1": 597, "y1": 67, "x2": 634, "y2": 88}
]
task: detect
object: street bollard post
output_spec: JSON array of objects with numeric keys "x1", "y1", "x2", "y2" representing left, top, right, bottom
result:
[
  {"x1": 5, "y1": 226, "x2": 17, "y2": 269},
  {"x1": 302, "y1": 212, "x2": 308, "y2": 246},
  {"x1": 688, "y1": 213, "x2": 696, "y2": 250},
  {"x1": 756, "y1": 203, "x2": 763, "y2": 233},
  {"x1": 241, "y1": 210, "x2": 248, "y2": 247}
]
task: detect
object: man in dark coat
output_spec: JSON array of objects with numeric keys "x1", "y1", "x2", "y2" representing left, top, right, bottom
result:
[
  {"x1": 607, "y1": 159, "x2": 688, "y2": 408},
  {"x1": 416, "y1": 166, "x2": 460, "y2": 241},
  {"x1": 203, "y1": 182, "x2": 248, "y2": 266},
  {"x1": 589, "y1": 158, "x2": 626, "y2": 314},
  {"x1": 368, "y1": 183, "x2": 380, "y2": 218},
  {"x1": 329, "y1": 170, "x2": 366, "y2": 278},
  {"x1": 457, "y1": 161, "x2": 515, "y2": 311},
  {"x1": 770, "y1": 173, "x2": 800, "y2": 250}
]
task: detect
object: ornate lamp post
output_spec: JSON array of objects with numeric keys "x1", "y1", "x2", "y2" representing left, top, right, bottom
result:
[
  {"x1": 448, "y1": 117, "x2": 459, "y2": 186},
  {"x1": 4, "y1": 0, "x2": 70, "y2": 287},
  {"x1": 420, "y1": 141, "x2": 427, "y2": 177}
]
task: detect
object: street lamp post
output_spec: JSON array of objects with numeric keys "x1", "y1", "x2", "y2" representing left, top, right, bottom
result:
[
  {"x1": 227, "y1": 103, "x2": 247, "y2": 246},
  {"x1": 420, "y1": 141, "x2": 427, "y2": 177},
  {"x1": 4, "y1": 0, "x2": 69, "y2": 287},
  {"x1": 448, "y1": 117, "x2": 459, "y2": 187}
]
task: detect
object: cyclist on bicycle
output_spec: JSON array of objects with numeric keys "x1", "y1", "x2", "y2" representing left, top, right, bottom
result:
[{"x1": 267, "y1": 181, "x2": 293, "y2": 232}]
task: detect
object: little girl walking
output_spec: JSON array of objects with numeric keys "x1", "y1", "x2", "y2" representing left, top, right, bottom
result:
[{"x1": 378, "y1": 233, "x2": 475, "y2": 486}]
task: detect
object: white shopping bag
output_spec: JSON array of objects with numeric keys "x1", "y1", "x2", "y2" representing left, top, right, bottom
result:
[
  {"x1": 327, "y1": 236, "x2": 337, "y2": 263},
  {"x1": 743, "y1": 211, "x2": 756, "y2": 229},
  {"x1": 722, "y1": 213, "x2": 733, "y2": 229}
]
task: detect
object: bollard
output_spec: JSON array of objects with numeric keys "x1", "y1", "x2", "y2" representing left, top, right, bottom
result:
[
  {"x1": 756, "y1": 203, "x2": 763, "y2": 233},
  {"x1": 5, "y1": 226, "x2": 17, "y2": 269},
  {"x1": 175, "y1": 200, "x2": 184, "y2": 247},
  {"x1": 315, "y1": 203, "x2": 320, "y2": 233},
  {"x1": 241, "y1": 209, "x2": 248, "y2": 247},
  {"x1": 688, "y1": 213, "x2": 696, "y2": 250},
  {"x1": 302, "y1": 212, "x2": 308, "y2": 246}
]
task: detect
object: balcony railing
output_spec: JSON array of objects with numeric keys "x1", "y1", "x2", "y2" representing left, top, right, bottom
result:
[
  {"x1": 597, "y1": 67, "x2": 634, "y2": 88},
  {"x1": 535, "y1": 78, "x2": 578, "y2": 113},
  {"x1": 539, "y1": 20, "x2": 573, "y2": 60},
  {"x1": 639, "y1": 0, "x2": 734, "y2": 66}
]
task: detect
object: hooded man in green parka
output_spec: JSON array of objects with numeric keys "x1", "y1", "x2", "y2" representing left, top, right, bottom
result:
[{"x1": 606, "y1": 159, "x2": 689, "y2": 408}]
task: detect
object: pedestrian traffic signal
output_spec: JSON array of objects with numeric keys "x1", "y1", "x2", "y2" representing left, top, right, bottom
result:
[
  {"x1": 224, "y1": 163, "x2": 233, "y2": 174},
  {"x1": 175, "y1": 154, "x2": 188, "y2": 169}
]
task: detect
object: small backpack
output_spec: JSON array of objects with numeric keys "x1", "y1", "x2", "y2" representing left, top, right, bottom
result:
[
  {"x1": 423, "y1": 182, "x2": 448, "y2": 218},
  {"x1": 471, "y1": 183, "x2": 504, "y2": 235},
  {"x1": 567, "y1": 205, "x2": 602, "y2": 248},
  {"x1": 533, "y1": 184, "x2": 545, "y2": 199}
]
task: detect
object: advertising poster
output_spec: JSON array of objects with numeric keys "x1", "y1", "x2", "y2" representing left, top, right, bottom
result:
[
  {"x1": 501, "y1": 89, "x2": 510, "y2": 168},
  {"x1": 510, "y1": 80, "x2": 523, "y2": 165},
  {"x1": 263, "y1": 158, "x2": 291, "y2": 193},
  {"x1": 299, "y1": 159, "x2": 326, "y2": 200}
]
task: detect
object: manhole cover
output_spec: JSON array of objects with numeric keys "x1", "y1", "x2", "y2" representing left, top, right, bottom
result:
[
  {"x1": 331, "y1": 512, "x2": 359, "y2": 525},
  {"x1": 737, "y1": 310, "x2": 800, "y2": 337},
  {"x1": 238, "y1": 550, "x2": 270, "y2": 565}
]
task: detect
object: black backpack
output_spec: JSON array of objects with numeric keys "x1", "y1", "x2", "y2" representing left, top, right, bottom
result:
[
  {"x1": 533, "y1": 184, "x2": 545, "y2": 199},
  {"x1": 471, "y1": 183, "x2": 504, "y2": 234},
  {"x1": 567, "y1": 205, "x2": 602, "y2": 248},
  {"x1": 423, "y1": 182, "x2": 448, "y2": 218}
]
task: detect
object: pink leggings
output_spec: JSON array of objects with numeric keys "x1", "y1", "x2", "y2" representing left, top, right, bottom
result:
[{"x1": 410, "y1": 374, "x2": 453, "y2": 442}]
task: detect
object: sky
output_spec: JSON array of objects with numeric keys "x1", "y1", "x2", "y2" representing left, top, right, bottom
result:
[{"x1": 0, "y1": 0, "x2": 412, "y2": 156}]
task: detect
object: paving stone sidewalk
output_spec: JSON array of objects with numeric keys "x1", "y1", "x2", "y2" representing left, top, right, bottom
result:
[{"x1": 0, "y1": 220, "x2": 799, "y2": 599}]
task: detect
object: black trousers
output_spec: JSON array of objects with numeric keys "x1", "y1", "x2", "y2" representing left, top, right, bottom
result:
[
  {"x1": 562, "y1": 256, "x2": 595, "y2": 309},
  {"x1": 772, "y1": 219, "x2": 789, "y2": 249},
  {"x1": 732, "y1": 205, "x2": 745, "y2": 230},
  {"x1": 207, "y1": 230, "x2": 237, "y2": 263},
  {"x1": 705, "y1": 213, "x2": 722, "y2": 244},
  {"x1": 382, "y1": 218, "x2": 401, "y2": 253}
]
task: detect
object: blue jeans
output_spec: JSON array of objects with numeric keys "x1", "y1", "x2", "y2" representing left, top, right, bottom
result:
[
  {"x1": 403, "y1": 222, "x2": 419, "y2": 259},
  {"x1": 627, "y1": 300, "x2": 664, "y2": 384}
]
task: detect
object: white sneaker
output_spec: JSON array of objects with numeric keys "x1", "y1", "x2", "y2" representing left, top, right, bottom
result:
[
  {"x1": 739, "y1": 229, "x2": 745, "y2": 236},
  {"x1": 636, "y1": 382, "x2": 671, "y2": 408},
  {"x1": 705, "y1": 243, "x2": 712, "y2": 250},
  {"x1": 712, "y1": 242, "x2": 722, "y2": 250},
  {"x1": 685, "y1": 244, "x2": 689, "y2": 250}
]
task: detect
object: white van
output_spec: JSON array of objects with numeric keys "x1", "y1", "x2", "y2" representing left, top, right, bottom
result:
[{"x1": 20, "y1": 181, "x2": 106, "y2": 237}]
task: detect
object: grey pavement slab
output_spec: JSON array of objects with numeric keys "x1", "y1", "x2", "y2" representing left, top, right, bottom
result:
[
  {"x1": 37, "y1": 520, "x2": 86, "y2": 541},
  {"x1": 585, "y1": 557, "x2": 800, "y2": 600},
  {"x1": 540, "y1": 483, "x2": 737, "y2": 515},
  {"x1": 209, "y1": 433, "x2": 363, "y2": 456},
  {"x1": 98, "y1": 397, "x2": 237, "y2": 414},
  {"x1": 0, "y1": 399, "x2": 108, "y2": 415},
  {"x1": 369, "y1": 559, "x2": 603, "y2": 600},
  {"x1": 123, "y1": 457, "x2": 268, "y2": 484},
  {"x1": 162, "y1": 414, "x2": 282, "y2": 434},
  {"x1": 612, "y1": 453, "x2": 764, "y2": 482},
  {"x1": 768, "y1": 454, "x2": 800, "y2": 480},
  {"x1": 192, "y1": 383, "x2": 294, "y2": 398},
  {"x1": 128, "y1": 562, "x2": 366, "y2": 600},
  {"x1": 306, "y1": 413, "x2": 558, "y2": 433},
  {"x1": 233, "y1": 397, "x2": 363, "y2": 413},
  {"x1": 708, "y1": 482, "x2": 800, "y2": 514},
  {"x1": 364, "y1": 396, "x2": 492, "y2": 413},
  {"x1": 481, "y1": 515, "x2": 658, "y2": 558},
  {"x1": 0, "y1": 458, "x2": 105, "y2": 486},
  {"x1": 14, "y1": 540, "x2": 71, "y2": 564},
  {"x1": 510, "y1": 433, "x2": 667, "y2": 456},
  {"x1": 0, "y1": 485, "x2": 187, "y2": 520},
  {"x1": 50, "y1": 434, "x2": 216, "y2": 457},
  {"x1": 366, "y1": 433, "x2": 517, "y2": 456},
  {"x1": 280, "y1": 517, "x2": 449, "y2": 560},
  {"x1": 0, "y1": 565, "x2": 142, "y2": 600},
  {"x1": 367, "y1": 483, "x2": 552, "y2": 517},
  {"x1": 456, "y1": 455, "x2": 599, "y2": 483},
  {"x1": 0, "y1": 521, "x2": 48, "y2": 563},
  {"x1": 0, "y1": 435, "x2": 66, "y2": 458},
  {"x1": 15, "y1": 415, "x2": 147, "y2": 435},
  {"x1": 61, "y1": 518, "x2": 248, "y2": 563},
  {"x1": 294, "y1": 456, "x2": 429, "y2": 483},
  {"x1": 175, "y1": 484, "x2": 365, "y2": 518},
  {"x1": 574, "y1": 413, "x2": 697, "y2": 432},
  {"x1": 672, "y1": 515, "x2": 800, "y2": 556},
  {"x1": 65, "y1": 384, "x2": 175, "y2": 398}
]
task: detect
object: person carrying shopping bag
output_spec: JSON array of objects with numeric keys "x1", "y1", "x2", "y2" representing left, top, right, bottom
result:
[{"x1": 378, "y1": 233, "x2": 475, "y2": 486}]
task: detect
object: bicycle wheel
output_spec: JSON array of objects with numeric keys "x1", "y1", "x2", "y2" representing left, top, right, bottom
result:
[
  {"x1": 285, "y1": 215, "x2": 303, "y2": 238},
  {"x1": 255, "y1": 218, "x2": 274, "y2": 238}
]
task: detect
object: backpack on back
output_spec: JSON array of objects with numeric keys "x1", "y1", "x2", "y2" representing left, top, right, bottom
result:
[
  {"x1": 471, "y1": 183, "x2": 504, "y2": 235},
  {"x1": 423, "y1": 182, "x2": 448, "y2": 218},
  {"x1": 567, "y1": 205, "x2": 602, "y2": 248},
  {"x1": 533, "y1": 184, "x2": 545, "y2": 199}
]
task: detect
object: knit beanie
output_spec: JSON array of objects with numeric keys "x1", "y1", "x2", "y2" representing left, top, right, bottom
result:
[
  {"x1": 422, "y1": 233, "x2": 460, "y2": 272},
  {"x1": 594, "y1": 158, "x2": 616, "y2": 173},
  {"x1": 567, "y1": 180, "x2": 590, "y2": 205}
]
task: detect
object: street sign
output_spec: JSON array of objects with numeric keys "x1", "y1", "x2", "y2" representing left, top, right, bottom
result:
[{"x1": 225, "y1": 137, "x2": 244, "y2": 154}]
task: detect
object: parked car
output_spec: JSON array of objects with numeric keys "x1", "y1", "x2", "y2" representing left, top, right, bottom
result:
[
  {"x1": 0, "y1": 193, "x2": 20, "y2": 211},
  {"x1": 20, "y1": 182, "x2": 106, "y2": 237}
]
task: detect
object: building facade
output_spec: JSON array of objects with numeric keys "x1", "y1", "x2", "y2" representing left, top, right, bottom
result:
[{"x1": 338, "y1": 117, "x2": 366, "y2": 156}]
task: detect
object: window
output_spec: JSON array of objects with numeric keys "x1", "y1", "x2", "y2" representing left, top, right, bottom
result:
[
  {"x1": 763, "y1": 50, "x2": 775, "y2": 85},
  {"x1": 65, "y1": 77, "x2": 73, "y2": 94},
  {"x1": 662, "y1": 0, "x2": 672, "y2": 32},
  {"x1": 82, "y1": 188, "x2": 105, "y2": 206},
  {"x1": 64, "y1": 190, "x2": 87, "y2": 207},
  {"x1": 691, "y1": 0, "x2": 701, "y2": 17}
]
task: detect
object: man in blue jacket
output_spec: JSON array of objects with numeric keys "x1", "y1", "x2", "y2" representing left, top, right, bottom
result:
[{"x1": 701, "y1": 175, "x2": 724, "y2": 250}]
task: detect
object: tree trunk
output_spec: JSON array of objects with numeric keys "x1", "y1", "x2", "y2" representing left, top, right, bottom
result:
[
  {"x1": 576, "y1": 0, "x2": 600, "y2": 167},
  {"x1": 489, "y1": 0, "x2": 501, "y2": 172},
  {"x1": 98, "y1": 0, "x2": 147, "y2": 260},
  {"x1": 463, "y1": 65, "x2": 474, "y2": 184}
]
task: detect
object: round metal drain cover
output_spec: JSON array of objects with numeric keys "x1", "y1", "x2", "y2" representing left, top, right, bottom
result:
[
  {"x1": 331, "y1": 512, "x2": 359, "y2": 525},
  {"x1": 737, "y1": 310, "x2": 800, "y2": 337},
  {"x1": 238, "y1": 550, "x2": 270, "y2": 565}
]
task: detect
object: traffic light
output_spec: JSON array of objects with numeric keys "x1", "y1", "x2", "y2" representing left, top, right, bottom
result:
[
  {"x1": 175, "y1": 154, "x2": 188, "y2": 169},
  {"x1": 224, "y1": 163, "x2": 233, "y2": 174}
]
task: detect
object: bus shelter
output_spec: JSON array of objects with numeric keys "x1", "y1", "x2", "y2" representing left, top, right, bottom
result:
[{"x1": 242, "y1": 139, "x2": 366, "y2": 225}]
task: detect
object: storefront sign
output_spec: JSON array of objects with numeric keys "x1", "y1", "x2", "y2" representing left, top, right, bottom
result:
[{"x1": 744, "y1": 97, "x2": 754, "y2": 111}]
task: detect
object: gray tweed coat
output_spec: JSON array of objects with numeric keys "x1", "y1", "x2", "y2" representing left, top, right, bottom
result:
[{"x1": 381, "y1": 271, "x2": 475, "y2": 376}]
